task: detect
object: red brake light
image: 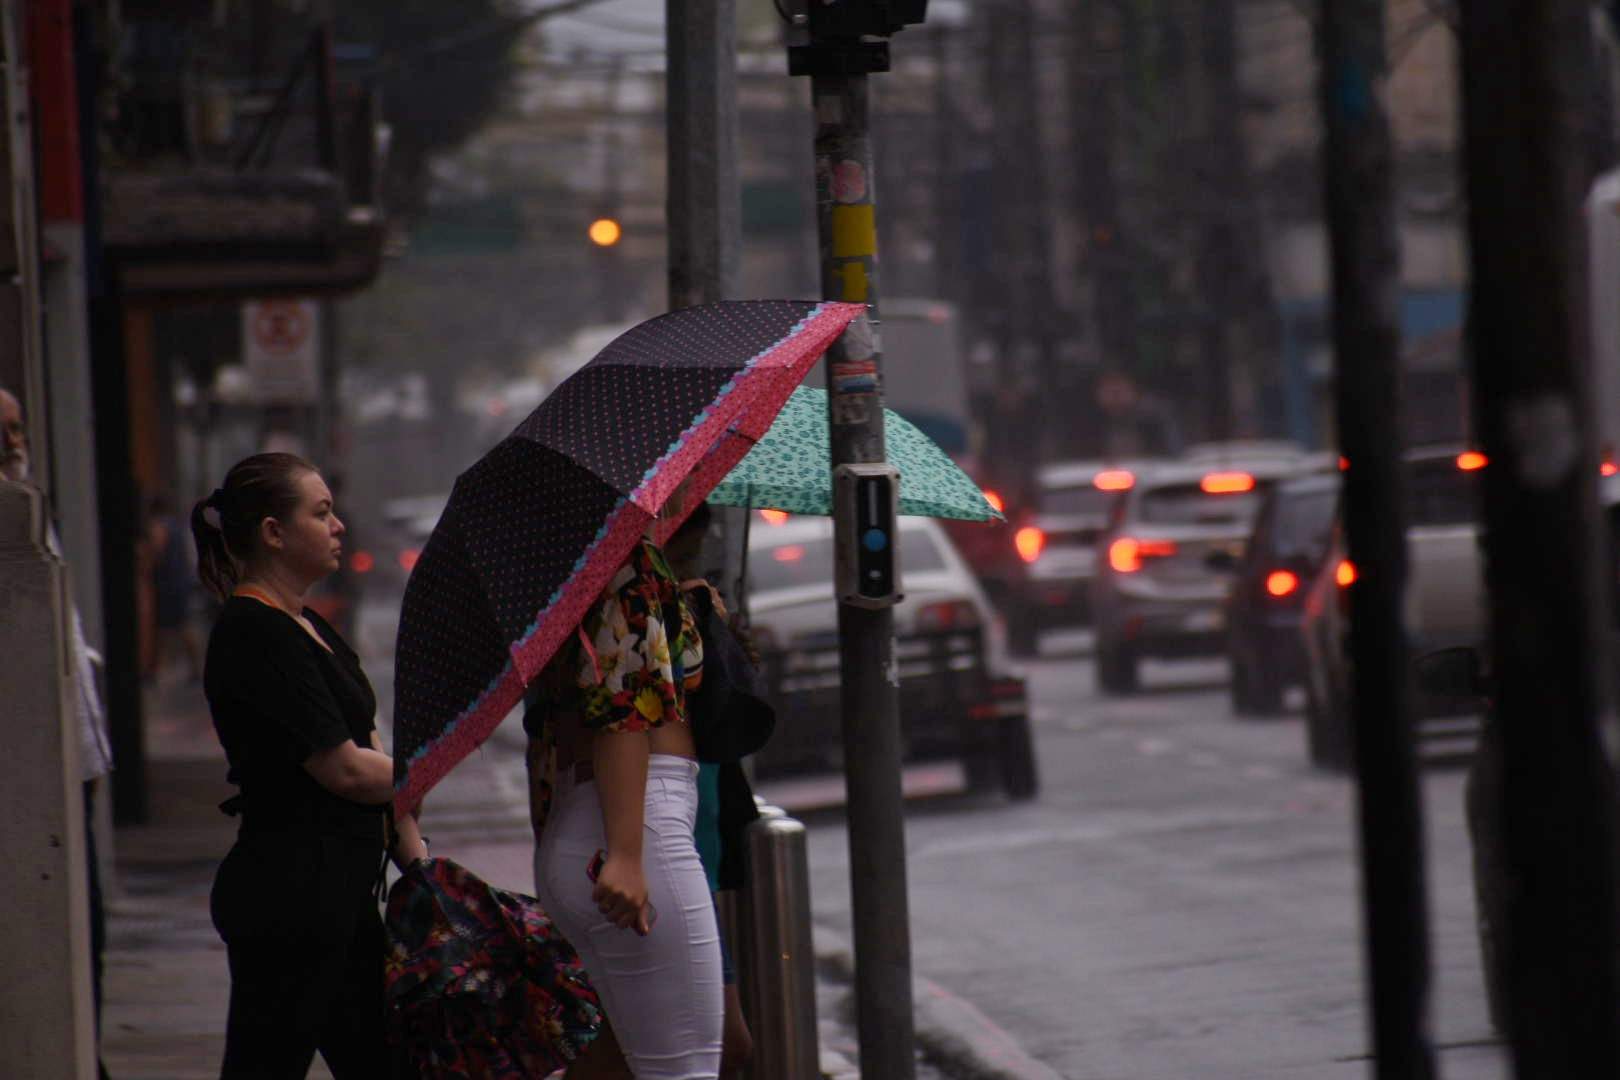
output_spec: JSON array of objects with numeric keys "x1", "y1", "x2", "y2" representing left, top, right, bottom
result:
[
  {"x1": 1093, "y1": 469, "x2": 1135, "y2": 493},
  {"x1": 398, "y1": 548, "x2": 421, "y2": 572},
  {"x1": 1014, "y1": 526, "x2": 1046, "y2": 563},
  {"x1": 773, "y1": 544, "x2": 805, "y2": 563},
  {"x1": 1108, "y1": 536, "x2": 1177, "y2": 573},
  {"x1": 982, "y1": 489, "x2": 1006, "y2": 514},
  {"x1": 1336, "y1": 559, "x2": 1357, "y2": 587},
  {"x1": 1265, "y1": 569, "x2": 1300, "y2": 597},
  {"x1": 1201, "y1": 472, "x2": 1255, "y2": 494},
  {"x1": 349, "y1": 550, "x2": 375, "y2": 574},
  {"x1": 759, "y1": 509, "x2": 790, "y2": 526},
  {"x1": 1456, "y1": 451, "x2": 1488, "y2": 472},
  {"x1": 1603, "y1": 460, "x2": 1617, "y2": 478},
  {"x1": 915, "y1": 599, "x2": 981, "y2": 632},
  {"x1": 1338, "y1": 455, "x2": 1350, "y2": 472}
]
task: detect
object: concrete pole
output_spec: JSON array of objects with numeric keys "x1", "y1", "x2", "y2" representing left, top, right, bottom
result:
[
  {"x1": 1458, "y1": 1, "x2": 1620, "y2": 1069},
  {"x1": 810, "y1": 72, "x2": 917, "y2": 1080},
  {"x1": 33, "y1": 0, "x2": 104, "y2": 655},
  {"x1": 1, "y1": 3, "x2": 97, "y2": 1073},
  {"x1": 1316, "y1": 2, "x2": 1436, "y2": 1076},
  {"x1": 665, "y1": 0, "x2": 748, "y2": 602},
  {"x1": 0, "y1": 482, "x2": 97, "y2": 1079}
]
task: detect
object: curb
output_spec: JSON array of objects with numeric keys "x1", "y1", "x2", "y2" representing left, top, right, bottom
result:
[{"x1": 813, "y1": 925, "x2": 1066, "y2": 1080}]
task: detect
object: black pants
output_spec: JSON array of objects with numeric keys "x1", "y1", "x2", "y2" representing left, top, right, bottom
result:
[{"x1": 211, "y1": 833, "x2": 394, "y2": 1079}]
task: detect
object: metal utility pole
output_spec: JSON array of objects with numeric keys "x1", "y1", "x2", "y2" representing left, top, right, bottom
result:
[
  {"x1": 1065, "y1": 1, "x2": 1138, "y2": 411},
  {"x1": 788, "y1": 4, "x2": 927, "y2": 1076},
  {"x1": 1315, "y1": 2, "x2": 1435, "y2": 1077},
  {"x1": 1458, "y1": 2, "x2": 1620, "y2": 1070},
  {"x1": 667, "y1": 0, "x2": 739, "y2": 310},
  {"x1": 984, "y1": 0, "x2": 1060, "y2": 463},
  {"x1": 666, "y1": 0, "x2": 745, "y2": 602}
]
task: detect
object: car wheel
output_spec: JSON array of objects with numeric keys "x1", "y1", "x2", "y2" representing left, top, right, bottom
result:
[
  {"x1": 1304, "y1": 680, "x2": 1350, "y2": 771},
  {"x1": 1007, "y1": 608, "x2": 1039, "y2": 658},
  {"x1": 998, "y1": 715, "x2": 1039, "y2": 801},
  {"x1": 964, "y1": 748, "x2": 999, "y2": 793},
  {"x1": 1230, "y1": 652, "x2": 1256, "y2": 714},
  {"x1": 1097, "y1": 637, "x2": 1139, "y2": 694}
]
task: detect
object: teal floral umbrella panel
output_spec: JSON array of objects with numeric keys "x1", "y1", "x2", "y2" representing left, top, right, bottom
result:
[{"x1": 707, "y1": 386, "x2": 1002, "y2": 521}]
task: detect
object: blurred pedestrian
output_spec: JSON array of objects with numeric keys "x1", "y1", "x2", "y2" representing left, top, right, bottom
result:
[
  {"x1": 2, "y1": 385, "x2": 116, "y2": 1079},
  {"x1": 525, "y1": 482, "x2": 725, "y2": 1079},
  {"x1": 192, "y1": 452, "x2": 425, "y2": 1079},
  {"x1": 143, "y1": 492, "x2": 201, "y2": 684}
]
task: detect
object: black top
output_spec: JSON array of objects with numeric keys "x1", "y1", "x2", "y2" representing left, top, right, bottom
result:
[{"x1": 204, "y1": 596, "x2": 384, "y2": 843}]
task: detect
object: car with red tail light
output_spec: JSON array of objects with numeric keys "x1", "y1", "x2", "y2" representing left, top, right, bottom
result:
[
  {"x1": 1225, "y1": 470, "x2": 1340, "y2": 714},
  {"x1": 1091, "y1": 450, "x2": 1318, "y2": 693},
  {"x1": 743, "y1": 512, "x2": 1037, "y2": 800},
  {"x1": 1299, "y1": 444, "x2": 1489, "y2": 769},
  {"x1": 996, "y1": 460, "x2": 1150, "y2": 655}
]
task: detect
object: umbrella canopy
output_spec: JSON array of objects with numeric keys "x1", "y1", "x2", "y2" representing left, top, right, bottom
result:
[
  {"x1": 705, "y1": 386, "x2": 1003, "y2": 521},
  {"x1": 393, "y1": 301, "x2": 862, "y2": 809}
]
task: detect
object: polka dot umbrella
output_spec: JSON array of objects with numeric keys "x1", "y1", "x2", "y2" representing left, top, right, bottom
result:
[{"x1": 392, "y1": 300, "x2": 863, "y2": 810}]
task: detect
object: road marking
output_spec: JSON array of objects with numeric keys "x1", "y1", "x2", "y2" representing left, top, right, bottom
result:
[{"x1": 1136, "y1": 737, "x2": 1175, "y2": 756}]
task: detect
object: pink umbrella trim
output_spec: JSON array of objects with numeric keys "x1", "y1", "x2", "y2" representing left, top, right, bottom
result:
[{"x1": 394, "y1": 301, "x2": 861, "y2": 812}]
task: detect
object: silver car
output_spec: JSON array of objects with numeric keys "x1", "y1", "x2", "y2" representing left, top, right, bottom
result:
[
  {"x1": 742, "y1": 513, "x2": 1037, "y2": 799},
  {"x1": 1091, "y1": 454, "x2": 1316, "y2": 693}
]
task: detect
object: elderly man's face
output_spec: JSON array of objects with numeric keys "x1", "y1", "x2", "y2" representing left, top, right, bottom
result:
[{"x1": 0, "y1": 390, "x2": 29, "y2": 482}]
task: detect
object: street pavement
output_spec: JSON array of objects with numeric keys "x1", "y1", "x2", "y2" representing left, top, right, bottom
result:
[
  {"x1": 99, "y1": 625, "x2": 935, "y2": 1080},
  {"x1": 779, "y1": 631, "x2": 1507, "y2": 1079},
  {"x1": 102, "y1": 604, "x2": 1504, "y2": 1079}
]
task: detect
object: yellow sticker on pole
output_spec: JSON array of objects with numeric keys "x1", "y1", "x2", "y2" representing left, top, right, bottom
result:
[
  {"x1": 831, "y1": 204, "x2": 877, "y2": 258},
  {"x1": 835, "y1": 260, "x2": 869, "y2": 302}
]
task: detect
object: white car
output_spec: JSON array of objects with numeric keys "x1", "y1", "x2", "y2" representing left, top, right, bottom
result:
[{"x1": 742, "y1": 513, "x2": 1037, "y2": 799}]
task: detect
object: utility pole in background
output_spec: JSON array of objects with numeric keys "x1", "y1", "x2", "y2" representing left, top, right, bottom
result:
[
  {"x1": 983, "y1": 0, "x2": 1061, "y2": 465},
  {"x1": 788, "y1": 3, "x2": 927, "y2": 1076},
  {"x1": 1316, "y1": 1, "x2": 1435, "y2": 1076},
  {"x1": 1194, "y1": 0, "x2": 1276, "y2": 442},
  {"x1": 1458, "y1": 2, "x2": 1620, "y2": 1070},
  {"x1": 1066, "y1": 1, "x2": 1136, "y2": 441}
]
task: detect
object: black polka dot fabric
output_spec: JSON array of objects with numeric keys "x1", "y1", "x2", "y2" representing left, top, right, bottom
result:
[{"x1": 391, "y1": 300, "x2": 862, "y2": 808}]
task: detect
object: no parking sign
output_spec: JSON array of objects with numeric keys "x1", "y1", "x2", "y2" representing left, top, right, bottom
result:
[{"x1": 242, "y1": 298, "x2": 320, "y2": 401}]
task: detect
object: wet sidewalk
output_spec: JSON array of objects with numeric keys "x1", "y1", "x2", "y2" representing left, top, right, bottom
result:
[{"x1": 99, "y1": 677, "x2": 913, "y2": 1080}]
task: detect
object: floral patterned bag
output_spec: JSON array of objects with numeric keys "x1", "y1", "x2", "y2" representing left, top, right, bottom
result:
[{"x1": 383, "y1": 857, "x2": 601, "y2": 1078}]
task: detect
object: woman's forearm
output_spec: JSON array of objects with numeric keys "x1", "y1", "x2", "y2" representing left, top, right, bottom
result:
[{"x1": 593, "y1": 728, "x2": 650, "y2": 860}]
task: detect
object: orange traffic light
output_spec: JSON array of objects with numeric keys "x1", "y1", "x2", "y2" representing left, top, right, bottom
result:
[{"x1": 588, "y1": 218, "x2": 623, "y2": 247}]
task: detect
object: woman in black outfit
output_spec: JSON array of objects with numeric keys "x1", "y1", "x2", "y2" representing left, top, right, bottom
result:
[{"x1": 192, "y1": 453, "x2": 425, "y2": 1079}]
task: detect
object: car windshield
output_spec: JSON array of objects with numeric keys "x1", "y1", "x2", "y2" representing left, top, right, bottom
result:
[
  {"x1": 1271, "y1": 490, "x2": 1337, "y2": 560},
  {"x1": 1040, "y1": 485, "x2": 1113, "y2": 516},
  {"x1": 749, "y1": 529, "x2": 949, "y2": 593},
  {"x1": 1137, "y1": 483, "x2": 1266, "y2": 527},
  {"x1": 1407, "y1": 459, "x2": 1480, "y2": 526}
]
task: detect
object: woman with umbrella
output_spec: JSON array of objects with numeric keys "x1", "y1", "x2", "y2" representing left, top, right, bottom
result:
[
  {"x1": 525, "y1": 479, "x2": 724, "y2": 1078},
  {"x1": 390, "y1": 300, "x2": 867, "y2": 1078},
  {"x1": 191, "y1": 452, "x2": 426, "y2": 1078}
]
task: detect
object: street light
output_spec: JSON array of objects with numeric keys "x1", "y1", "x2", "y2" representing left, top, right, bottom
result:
[{"x1": 588, "y1": 217, "x2": 623, "y2": 247}]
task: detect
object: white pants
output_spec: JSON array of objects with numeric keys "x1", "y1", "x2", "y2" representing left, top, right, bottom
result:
[{"x1": 535, "y1": 754, "x2": 723, "y2": 1080}]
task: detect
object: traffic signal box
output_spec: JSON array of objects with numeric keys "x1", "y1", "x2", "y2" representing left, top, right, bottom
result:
[
  {"x1": 785, "y1": 0, "x2": 930, "y2": 76},
  {"x1": 833, "y1": 463, "x2": 902, "y2": 608}
]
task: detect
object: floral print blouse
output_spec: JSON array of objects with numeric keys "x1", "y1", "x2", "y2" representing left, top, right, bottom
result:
[
  {"x1": 524, "y1": 540, "x2": 703, "y2": 834},
  {"x1": 578, "y1": 541, "x2": 704, "y2": 731}
]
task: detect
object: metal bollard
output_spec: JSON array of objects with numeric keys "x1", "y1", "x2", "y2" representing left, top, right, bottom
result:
[{"x1": 742, "y1": 813, "x2": 819, "y2": 1080}]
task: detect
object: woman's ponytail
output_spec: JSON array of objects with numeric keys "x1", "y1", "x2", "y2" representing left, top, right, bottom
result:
[
  {"x1": 190, "y1": 492, "x2": 238, "y2": 601},
  {"x1": 191, "y1": 453, "x2": 318, "y2": 602}
]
